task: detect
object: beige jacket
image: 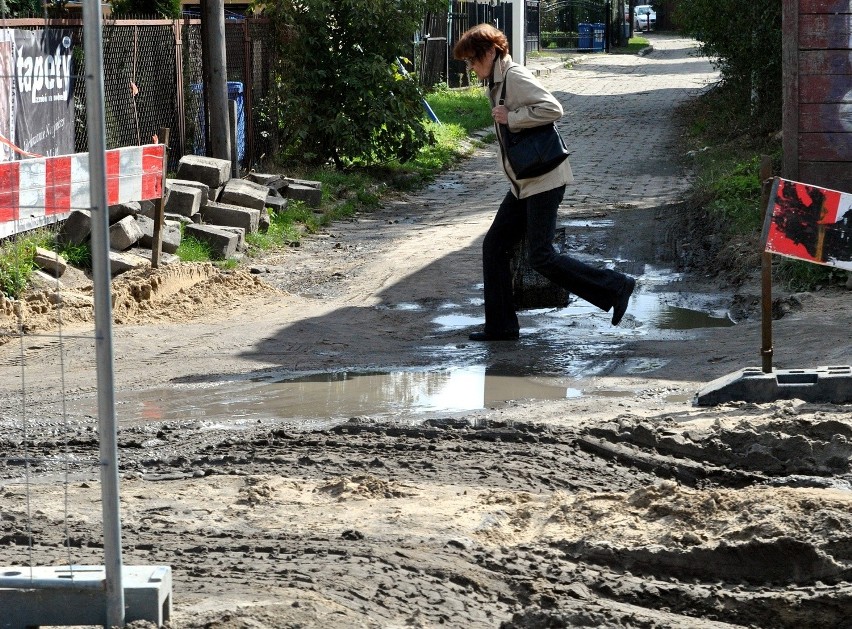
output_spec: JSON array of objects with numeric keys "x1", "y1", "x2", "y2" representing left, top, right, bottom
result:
[{"x1": 489, "y1": 55, "x2": 574, "y2": 199}]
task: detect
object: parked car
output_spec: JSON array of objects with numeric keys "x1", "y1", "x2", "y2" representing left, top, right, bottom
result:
[{"x1": 633, "y1": 4, "x2": 657, "y2": 31}]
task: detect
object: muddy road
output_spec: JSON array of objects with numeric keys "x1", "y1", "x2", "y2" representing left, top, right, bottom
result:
[{"x1": 1, "y1": 34, "x2": 852, "y2": 628}]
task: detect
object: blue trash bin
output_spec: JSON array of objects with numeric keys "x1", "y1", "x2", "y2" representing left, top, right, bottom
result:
[
  {"x1": 227, "y1": 81, "x2": 245, "y2": 163},
  {"x1": 189, "y1": 81, "x2": 245, "y2": 163},
  {"x1": 190, "y1": 83, "x2": 205, "y2": 156},
  {"x1": 592, "y1": 23, "x2": 605, "y2": 51},
  {"x1": 578, "y1": 23, "x2": 592, "y2": 51}
]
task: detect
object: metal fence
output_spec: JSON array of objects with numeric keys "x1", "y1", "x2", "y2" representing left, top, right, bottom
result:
[
  {"x1": 5, "y1": 17, "x2": 278, "y2": 173},
  {"x1": 7, "y1": 7, "x2": 549, "y2": 171},
  {"x1": 420, "y1": 0, "x2": 542, "y2": 88},
  {"x1": 540, "y1": 0, "x2": 609, "y2": 51}
]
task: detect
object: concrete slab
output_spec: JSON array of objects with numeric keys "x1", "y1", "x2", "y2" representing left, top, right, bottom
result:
[
  {"x1": 185, "y1": 223, "x2": 239, "y2": 260},
  {"x1": 201, "y1": 201, "x2": 260, "y2": 234},
  {"x1": 219, "y1": 178, "x2": 269, "y2": 211},
  {"x1": 695, "y1": 365, "x2": 852, "y2": 406},
  {"x1": 175, "y1": 155, "x2": 231, "y2": 190},
  {"x1": 33, "y1": 247, "x2": 68, "y2": 278},
  {"x1": 0, "y1": 564, "x2": 172, "y2": 628},
  {"x1": 109, "y1": 215, "x2": 144, "y2": 251}
]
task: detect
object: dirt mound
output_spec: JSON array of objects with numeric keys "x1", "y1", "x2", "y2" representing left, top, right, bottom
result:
[{"x1": 0, "y1": 262, "x2": 282, "y2": 344}]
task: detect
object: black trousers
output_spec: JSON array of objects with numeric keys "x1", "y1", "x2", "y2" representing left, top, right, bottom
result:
[{"x1": 481, "y1": 186, "x2": 630, "y2": 334}]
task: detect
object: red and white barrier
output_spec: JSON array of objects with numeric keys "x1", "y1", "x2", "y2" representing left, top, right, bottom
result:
[{"x1": 0, "y1": 144, "x2": 165, "y2": 239}]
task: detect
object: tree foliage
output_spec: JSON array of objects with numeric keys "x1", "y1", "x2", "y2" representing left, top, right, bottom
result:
[
  {"x1": 110, "y1": 0, "x2": 182, "y2": 19},
  {"x1": 259, "y1": 0, "x2": 444, "y2": 168},
  {"x1": 1, "y1": 0, "x2": 42, "y2": 17},
  {"x1": 675, "y1": 0, "x2": 781, "y2": 130}
]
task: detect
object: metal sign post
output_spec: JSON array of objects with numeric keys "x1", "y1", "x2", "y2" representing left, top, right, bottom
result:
[{"x1": 81, "y1": 0, "x2": 125, "y2": 625}]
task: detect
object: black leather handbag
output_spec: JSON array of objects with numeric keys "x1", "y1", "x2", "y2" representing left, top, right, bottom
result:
[{"x1": 499, "y1": 68, "x2": 569, "y2": 180}]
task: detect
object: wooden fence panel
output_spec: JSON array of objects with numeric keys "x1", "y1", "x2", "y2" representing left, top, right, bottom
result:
[{"x1": 785, "y1": 1, "x2": 852, "y2": 191}]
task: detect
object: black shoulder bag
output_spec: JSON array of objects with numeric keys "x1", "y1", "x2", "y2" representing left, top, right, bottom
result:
[{"x1": 498, "y1": 67, "x2": 569, "y2": 180}]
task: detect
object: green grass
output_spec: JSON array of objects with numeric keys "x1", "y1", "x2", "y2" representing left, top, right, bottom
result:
[
  {"x1": 426, "y1": 84, "x2": 492, "y2": 134},
  {"x1": 0, "y1": 238, "x2": 36, "y2": 299},
  {"x1": 176, "y1": 234, "x2": 214, "y2": 262},
  {"x1": 0, "y1": 228, "x2": 58, "y2": 298},
  {"x1": 58, "y1": 241, "x2": 92, "y2": 269},
  {"x1": 246, "y1": 200, "x2": 312, "y2": 251},
  {"x1": 610, "y1": 36, "x2": 651, "y2": 54}
]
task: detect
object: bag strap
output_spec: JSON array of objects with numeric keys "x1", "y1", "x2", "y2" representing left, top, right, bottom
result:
[{"x1": 498, "y1": 62, "x2": 518, "y2": 107}]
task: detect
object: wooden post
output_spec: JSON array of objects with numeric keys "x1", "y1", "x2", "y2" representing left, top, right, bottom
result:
[
  {"x1": 781, "y1": 0, "x2": 798, "y2": 181},
  {"x1": 151, "y1": 127, "x2": 170, "y2": 269},
  {"x1": 201, "y1": 0, "x2": 232, "y2": 162},
  {"x1": 759, "y1": 155, "x2": 773, "y2": 373},
  {"x1": 173, "y1": 19, "x2": 187, "y2": 161}
]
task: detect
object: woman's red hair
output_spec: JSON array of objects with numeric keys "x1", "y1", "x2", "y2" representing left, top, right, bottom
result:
[{"x1": 453, "y1": 23, "x2": 509, "y2": 62}]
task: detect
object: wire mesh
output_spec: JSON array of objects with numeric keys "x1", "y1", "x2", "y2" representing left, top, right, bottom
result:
[{"x1": 3, "y1": 16, "x2": 278, "y2": 175}]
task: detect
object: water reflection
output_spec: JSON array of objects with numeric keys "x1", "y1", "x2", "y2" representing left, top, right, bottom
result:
[{"x1": 100, "y1": 366, "x2": 582, "y2": 425}]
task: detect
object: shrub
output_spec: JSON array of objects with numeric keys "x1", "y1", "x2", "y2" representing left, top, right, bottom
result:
[
  {"x1": 675, "y1": 0, "x2": 781, "y2": 132},
  {"x1": 110, "y1": 0, "x2": 182, "y2": 18},
  {"x1": 258, "y1": 0, "x2": 444, "y2": 169},
  {"x1": 0, "y1": 238, "x2": 35, "y2": 299}
]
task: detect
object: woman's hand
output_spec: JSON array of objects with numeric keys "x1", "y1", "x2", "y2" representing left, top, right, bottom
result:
[{"x1": 491, "y1": 105, "x2": 509, "y2": 125}]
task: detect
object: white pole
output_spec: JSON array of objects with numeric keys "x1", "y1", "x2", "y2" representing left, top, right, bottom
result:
[
  {"x1": 512, "y1": 0, "x2": 525, "y2": 65},
  {"x1": 81, "y1": 0, "x2": 125, "y2": 626}
]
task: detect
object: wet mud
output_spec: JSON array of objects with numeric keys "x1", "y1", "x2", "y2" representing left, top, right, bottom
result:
[{"x1": 2, "y1": 399, "x2": 851, "y2": 628}]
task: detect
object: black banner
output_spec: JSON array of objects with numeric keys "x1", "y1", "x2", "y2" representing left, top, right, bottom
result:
[{"x1": 13, "y1": 29, "x2": 75, "y2": 158}]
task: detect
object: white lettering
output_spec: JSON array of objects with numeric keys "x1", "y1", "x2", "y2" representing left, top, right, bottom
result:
[
  {"x1": 15, "y1": 40, "x2": 73, "y2": 105},
  {"x1": 33, "y1": 57, "x2": 45, "y2": 101},
  {"x1": 44, "y1": 53, "x2": 55, "y2": 90}
]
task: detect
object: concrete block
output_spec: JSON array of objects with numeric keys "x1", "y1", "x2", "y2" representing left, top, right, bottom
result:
[
  {"x1": 109, "y1": 201, "x2": 141, "y2": 223},
  {"x1": 165, "y1": 213, "x2": 194, "y2": 227},
  {"x1": 0, "y1": 565, "x2": 172, "y2": 628},
  {"x1": 185, "y1": 223, "x2": 239, "y2": 260},
  {"x1": 136, "y1": 215, "x2": 182, "y2": 254},
  {"x1": 219, "y1": 178, "x2": 270, "y2": 211},
  {"x1": 201, "y1": 201, "x2": 260, "y2": 234},
  {"x1": 139, "y1": 199, "x2": 157, "y2": 218},
  {"x1": 265, "y1": 192, "x2": 288, "y2": 213},
  {"x1": 109, "y1": 250, "x2": 151, "y2": 276},
  {"x1": 288, "y1": 178, "x2": 322, "y2": 190},
  {"x1": 175, "y1": 155, "x2": 232, "y2": 190},
  {"x1": 695, "y1": 365, "x2": 852, "y2": 406},
  {"x1": 285, "y1": 183, "x2": 322, "y2": 207},
  {"x1": 283, "y1": 177, "x2": 322, "y2": 190},
  {"x1": 33, "y1": 247, "x2": 68, "y2": 278},
  {"x1": 28, "y1": 269, "x2": 65, "y2": 290},
  {"x1": 56, "y1": 210, "x2": 91, "y2": 246},
  {"x1": 259, "y1": 207, "x2": 271, "y2": 233},
  {"x1": 215, "y1": 226, "x2": 247, "y2": 252},
  {"x1": 109, "y1": 215, "x2": 144, "y2": 251},
  {"x1": 246, "y1": 172, "x2": 285, "y2": 188},
  {"x1": 166, "y1": 178, "x2": 211, "y2": 205},
  {"x1": 126, "y1": 247, "x2": 181, "y2": 266},
  {"x1": 164, "y1": 184, "x2": 203, "y2": 218}
]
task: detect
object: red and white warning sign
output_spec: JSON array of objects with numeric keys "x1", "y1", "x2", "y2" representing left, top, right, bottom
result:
[
  {"x1": 762, "y1": 178, "x2": 852, "y2": 271},
  {"x1": 0, "y1": 143, "x2": 165, "y2": 238}
]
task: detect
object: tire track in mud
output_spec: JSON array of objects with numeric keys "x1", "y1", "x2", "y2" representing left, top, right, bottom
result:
[{"x1": 2, "y1": 404, "x2": 851, "y2": 628}]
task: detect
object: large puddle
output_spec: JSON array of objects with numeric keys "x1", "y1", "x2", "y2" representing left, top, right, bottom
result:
[
  {"x1": 108, "y1": 366, "x2": 588, "y2": 427},
  {"x1": 85, "y1": 261, "x2": 737, "y2": 427}
]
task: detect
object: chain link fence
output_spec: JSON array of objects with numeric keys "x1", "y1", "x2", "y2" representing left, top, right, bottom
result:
[{"x1": 5, "y1": 17, "x2": 278, "y2": 173}]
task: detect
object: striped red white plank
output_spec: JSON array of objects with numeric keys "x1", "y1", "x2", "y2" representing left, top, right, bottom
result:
[{"x1": 0, "y1": 144, "x2": 165, "y2": 239}]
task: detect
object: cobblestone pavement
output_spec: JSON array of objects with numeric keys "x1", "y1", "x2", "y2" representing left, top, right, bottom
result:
[{"x1": 528, "y1": 33, "x2": 718, "y2": 212}]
